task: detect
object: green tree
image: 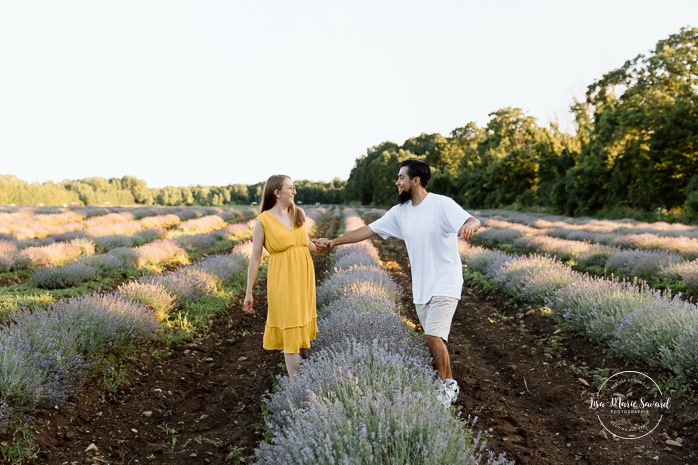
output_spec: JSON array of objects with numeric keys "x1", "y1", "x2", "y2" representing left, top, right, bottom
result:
[
  {"x1": 345, "y1": 141, "x2": 399, "y2": 205},
  {"x1": 562, "y1": 26, "x2": 698, "y2": 215},
  {"x1": 458, "y1": 107, "x2": 561, "y2": 208}
]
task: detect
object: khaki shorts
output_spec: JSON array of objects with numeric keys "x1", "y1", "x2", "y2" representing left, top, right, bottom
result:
[{"x1": 415, "y1": 296, "x2": 459, "y2": 342}]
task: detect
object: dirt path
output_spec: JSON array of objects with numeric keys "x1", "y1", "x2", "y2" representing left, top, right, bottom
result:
[
  {"x1": 20, "y1": 215, "x2": 338, "y2": 465},
  {"x1": 375, "y1": 236, "x2": 697, "y2": 465}
]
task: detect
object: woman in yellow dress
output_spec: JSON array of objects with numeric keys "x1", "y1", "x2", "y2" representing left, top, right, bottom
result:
[{"x1": 243, "y1": 174, "x2": 319, "y2": 378}]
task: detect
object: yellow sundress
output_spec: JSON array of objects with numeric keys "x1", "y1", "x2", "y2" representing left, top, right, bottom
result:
[{"x1": 258, "y1": 210, "x2": 317, "y2": 353}]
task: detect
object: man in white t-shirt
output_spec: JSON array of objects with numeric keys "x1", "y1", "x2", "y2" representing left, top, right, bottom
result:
[{"x1": 317, "y1": 159, "x2": 480, "y2": 405}]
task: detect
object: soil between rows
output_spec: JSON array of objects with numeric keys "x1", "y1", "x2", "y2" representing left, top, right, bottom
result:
[{"x1": 12, "y1": 217, "x2": 698, "y2": 465}]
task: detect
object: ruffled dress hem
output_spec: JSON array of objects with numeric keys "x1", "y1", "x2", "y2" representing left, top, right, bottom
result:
[{"x1": 263, "y1": 318, "x2": 318, "y2": 353}]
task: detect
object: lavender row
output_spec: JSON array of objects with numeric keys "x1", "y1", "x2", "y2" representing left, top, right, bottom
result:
[
  {"x1": 0, "y1": 208, "x2": 253, "y2": 274},
  {"x1": 477, "y1": 209, "x2": 698, "y2": 237},
  {"x1": 0, "y1": 206, "x2": 254, "y2": 242},
  {"x1": 476, "y1": 211, "x2": 698, "y2": 259},
  {"x1": 0, "y1": 215, "x2": 255, "y2": 276},
  {"x1": 460, "y1": 243, "x2": 698, "y2": 384},
  {"x1": 28, "y1": 222, "x2": 253, "y2": 290},
  {"x1": 474, "y1": 227, "x2": 698, "y2": 294},
  {"x1": 12, "y1": 211, "x2": 246, "y2": 249},
  {"x1": 255, "y1": 208, "x2": 513, "y2": 465}
]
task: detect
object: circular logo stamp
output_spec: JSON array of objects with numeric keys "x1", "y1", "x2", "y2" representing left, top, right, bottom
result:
[{"x1": 589, "y1": 370, "x2": 671, "y2": 439}]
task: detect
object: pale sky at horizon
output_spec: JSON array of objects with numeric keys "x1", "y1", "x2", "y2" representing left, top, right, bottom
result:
[{"x1": 1, "y1": 1, "x2": 695, "y2": 188}]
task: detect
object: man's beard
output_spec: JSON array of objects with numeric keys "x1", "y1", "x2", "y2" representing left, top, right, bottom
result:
[{"x1": 397, "y1": 189, "x2": 411, "y2": 204}]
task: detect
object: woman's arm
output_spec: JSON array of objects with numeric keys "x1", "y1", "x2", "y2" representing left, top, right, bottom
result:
[
  {"x1": 458, "y1": 216, "x2": 481, "y2": 241},
  {"x1": 243, "y1": 220, "x2": 265, "y2": 314}
]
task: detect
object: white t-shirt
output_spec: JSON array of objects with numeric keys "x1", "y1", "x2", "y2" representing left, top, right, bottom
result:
[{"x1": 369, "y1": 193, "x2": 472, "y2": 304}]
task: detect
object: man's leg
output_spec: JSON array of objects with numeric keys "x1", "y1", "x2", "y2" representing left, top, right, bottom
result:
[
  {"x1": 415, "y1": 296, "x2": 459, "y2": 380},
  {"x1": 426, "y1": 335, "x2": 452, "y2": 381}
]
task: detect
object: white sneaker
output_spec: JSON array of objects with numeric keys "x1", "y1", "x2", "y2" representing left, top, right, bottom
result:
[
  {"x1": 443, "y1": 379, "x2": 459, "y2": 404},
  {"x1": 436, "y1": 379, "x2": 459, "y2": 406}
]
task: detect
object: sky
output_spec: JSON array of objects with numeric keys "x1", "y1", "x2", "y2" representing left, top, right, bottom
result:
[{"x1": 0, "y1": 1, "x2": 695, "y2": 188}]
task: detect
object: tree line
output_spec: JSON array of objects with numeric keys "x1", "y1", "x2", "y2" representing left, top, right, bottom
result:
[
  {"x1": 0, "y1": 174, "x2": 346, "y2": 208},
  {"x1": 345, "y1": 27, "x2": 698, "y2": 222}
]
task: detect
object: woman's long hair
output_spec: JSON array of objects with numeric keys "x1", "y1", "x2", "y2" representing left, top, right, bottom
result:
[{"x1": 260, "y1": 175, "x2": 306, "y2": 228}]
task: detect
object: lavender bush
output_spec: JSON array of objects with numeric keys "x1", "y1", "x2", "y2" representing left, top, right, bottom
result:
[
  {"x1": 31, "y1": 262, "x2": 99, "y2": 289},
  {"x1": 661, "y1": 259, "x2": 698, "y2": 293},
  {"x1": 492, "y1": 255, "x2": 579, "y2": 305},
  {"x1": 604, "y1": 250, "x2": 684, "y2": 280},
  {"x1": 133, "y1": 239, "x2": 189, "y2": 269},
  {"x1": 263, "y1": 341, "x2": 436, "y2": 432},
  {"x1": 548, "y1": 278, "x2": 658, "y2": 343},
  {"x1": 332, "y1": 251, "x2": 379, "y2": 271},
  {"x1": 232, "y1": 240, "x2": 257, "y2": 259},
  {"x1": 82, "y1": 212, "x2": 134, "y2": 227},
  {"x1": 316, "y1": 266, "x2": 399, "y2": 308},
  {"x1": 176, "y1": 215, "x2": 227, "y2": 235},
  {"x1": 459, "y1": 244, "x2": 512, "y2": 277},
  {"x1": 84, "y1": 220, "x2": 142, "y2": 238},
  {"x1": 19, "y1": 241, "x2": 87, "y2": 267},
  {"x1": 0, "y1": 241, "x2": 19, "y2": 272},
  {"x1": 660, "y1": 326, "x2": 698, "y2": 383},
  {"x1": 0, "y1": 294, "x2": 159, "y2": 413},
  {"x1": 611, "y1": 297, "x2": 698, "y2": 366},
  {"x1": 575, "y1": 244, "x2": 619, "y2": 268},
  {"x1": 472, "y1": 228, "x2": 524, "y2": 247},
  {"x1": 91, "y1": 227, "x2": 169, "y2": 254},
  {"x1": 175, "y1": 233, "x2": 219, "y2": 253},
  {"x1": 217, "y1": 210, "x2": 243, "y2": 222},
  {"x1": 106, "y1": 247, "x2": 140, "y2": 269},
  {"x1": 139, "y1": 213, "x2": 181, "y2": 229},
  {"x1": 0, "y1": 255, "x2": 13, "y2": 273},
  {"x1": 315, "y1": 300, "x2": 425, "y2": 357},
  {"x1": 91, "y1": 234, "x2": 134, "y2": 252},
  {"x1": 482, "y1": 219, "x2": 539, "y2": 235},
  {"x1": 333, "y1": 241, "x2": 380, "y2": 263},
  {"x1": 217, "y1": 221, "x2": 254, "y2": 240},
  {"x1": 256, "y1": 383, "x2": 512, "y2": 465},
  {"x1": 341, "y1": 208, "x2": 367, "y2": 233},
  {"x1": 546, "y1": 228, "x2": 618, "y2": 244},
  {"x1": 49, "y1": 294, "x2": 160, "y2": 353},
  {"x1": 115, "y1": 281, "x2": 177, "y2": 322},
  {"x1": 513, "y1": 235, "x2": 592, "y2": 261},
  {"x1": 611, "y1": 233, "x2": 698, "y2": 260},
  {"x1": 80, "y1": 253, "x2": 129, "y2": 275},
  {"x1": 141, "y1": 268, "x2": 220, "y2": 305},
  {"x1": 192, "y1": 252, "x2": 247, "y2": 283}
]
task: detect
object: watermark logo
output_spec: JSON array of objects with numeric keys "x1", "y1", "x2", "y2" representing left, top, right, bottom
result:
[{"x1": 589, "y1": 370, "x2": 671, "y2": 440}]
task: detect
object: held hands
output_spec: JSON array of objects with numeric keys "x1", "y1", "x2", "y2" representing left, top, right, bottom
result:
[
  {"x1": 458, "y1": 223, "x2": 476, "y2": 242},
  {"x1": 315, "y1": 238, "x2": 334, "y2": 252}
]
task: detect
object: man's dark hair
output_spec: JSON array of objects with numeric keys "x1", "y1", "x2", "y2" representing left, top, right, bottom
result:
[{"x1": 399, "y1": 159, "x2": 431, "y2": 187}]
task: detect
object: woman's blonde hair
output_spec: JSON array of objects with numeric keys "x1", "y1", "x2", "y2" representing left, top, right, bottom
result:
[{"x1": 261, "y1": 174, "x2": 306, "y2": 228}]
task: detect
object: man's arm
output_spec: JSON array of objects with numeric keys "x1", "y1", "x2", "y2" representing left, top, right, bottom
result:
[{"x1": 317, "y1": 225, "x2": 377, "y2": 249}]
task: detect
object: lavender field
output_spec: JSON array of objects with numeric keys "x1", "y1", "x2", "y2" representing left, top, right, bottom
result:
[
  {"x1": 0, "y1": 205, "x2": 259, "y2": 314},
  {"x1": 464, "y1": 209, "x2": 698, "y2": 385},
  {"x1": 472, "y1": 209, "x2": 698, "y2": 295},
  {"x1": 0, "y1": 205, "x2": 695, "y2": 464}
]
